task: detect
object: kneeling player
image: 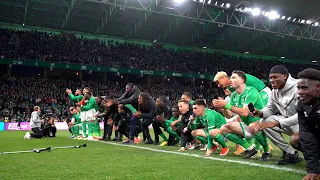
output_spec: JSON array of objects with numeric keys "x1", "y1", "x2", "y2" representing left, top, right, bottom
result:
[
  {"x1": 213, "y1": 70, "x2": 271, "y2": 161},
  {"x1": 70, "y1": 107, "x2": 81, "y2": 138},
  {"x1": 156, "y1": 105, "x2": 181, "y2": 145},
  {"x1": 191, "y1": 99, "x2": 229, "y2": 156}
]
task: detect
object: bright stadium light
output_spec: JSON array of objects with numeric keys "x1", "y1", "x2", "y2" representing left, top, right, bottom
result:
[
  {"x1": 266, "y1": 11, "x2": 280, "y2": 20},
  {"x1": 244, "y1": 7, "x2": 252, "y2": 12},
  {"x1": 301, "y1": 20, "x2": 305, "y2": 23},
  {"x1": 281, "y1": 57, "x2": 285, "y2": 59},
  {"x1": 293, "y1": 18, "x2": 296, "y2": 22},
  {"x1": 221, "y1": 3, "x2": 224, "y2": 7},
  {"x1": 199, "y1": 0, "x2": 203, "y2": 3},
  {"x1": 203, "y1": 46, "x2": 207, "y2": 49},
  {"x1": 281, "y1": 16, "x2": 286, "y2": 19},
  {"x1": 226, "y1": 3, "x2": 230, "y2": 8},
  {"x1": 287, "y1": 17, "x2": 291, "y2": 20},
  {"x1": 306, "y1": 20, "x2": 312, "y2": 24},
  {"x1": 215, "y1": 1, "x2": 218, "y2": 5},
  {"x1": 315, "y1": 22, "x2": 319, "y2": 26},
  {"x1": 312, "y1": 60, "x2": 317, "y2": 63},
  {"x1": 208, "y1": 0, "x2": 211, "y2": 4},
  {"x1": 251, "y1": 8, "x2": 261, "y2": 16},
  {"x1": 173, "y1": 0, "x2": 186, "y2": 4}
]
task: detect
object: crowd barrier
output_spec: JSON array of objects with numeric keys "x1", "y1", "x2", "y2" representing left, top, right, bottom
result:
[
  {"x1": 0, "y1": 122, "x2": 4, "y2": 131},
  {"x1": 2, "y1": 122, "x2": 105, "y2": 131}
]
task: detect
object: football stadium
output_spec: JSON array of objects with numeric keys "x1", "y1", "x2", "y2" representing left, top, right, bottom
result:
[{"x1": 0, "y1": 0, "x2": 319, "y2": 179}]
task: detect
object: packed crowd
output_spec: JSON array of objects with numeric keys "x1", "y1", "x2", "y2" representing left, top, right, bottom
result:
[
  {"x1": 0, "y1": 75, "x2": 222, "y2": 122},
  {"x1": 0, "y1": 28, "x2": 317, "y2": 79}
]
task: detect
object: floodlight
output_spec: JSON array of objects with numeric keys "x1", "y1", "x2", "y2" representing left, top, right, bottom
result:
[
  {"x1": 267, "y1": 11, "x2": 280, "y2": 20},
  {"x1": 306, "y1": 20, "x2": 311, "y2": 24},
  {"x1": 208, "y1": 0, "x2": 211, "y2": 4},
  {"x1": 221, "y1": 3, "x2": 224, "y2": 7},
  {"x1": 301, "y1": 20, "x2": 305, "y2": 23},
  {"x1": 244, "y1": 7, "x2": 252, "y2": 12},
  {"x1": 226, "y1": 3, "x2": 230, "y2": 8},
  {"x1": 174, "y1": 0, "x2": 186, "y2": 4},
  {"x1": 293, "y1": 18, "x2": 296, "y2": 22},
  {"x1": 315, "y1": 22, "x2": 319, "y2": 26},
  {"x1": 287, "y1": 17, "x2": 291, "y2": 20},
  {"x1": 215, "y1": 1, "x2": 218, "y2": 5},
  {"x1": 281, "y1": 16, "x2": 286, "y2": 19},
  {"x1": 251, "y1": 8, "x2": 261, "y2": 16}
]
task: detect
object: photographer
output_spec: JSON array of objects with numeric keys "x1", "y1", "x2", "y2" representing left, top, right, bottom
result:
[
  {"x1": 42, "y1": 117, "x2": 57, "y2": 137},
  {"x1": 24, "y1": 106, "x2": 43, "y2": 139}
]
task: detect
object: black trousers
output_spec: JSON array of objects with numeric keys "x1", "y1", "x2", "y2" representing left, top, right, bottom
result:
[
  {"x1": 31, "y1": 127, "x2": 43, "y2": 138},
  {"x1": 42, "y1": 127, "x2": 57, "y2": 137},
  {"x1": 142, "y1": 118, "x2": 153, "y2": 142},
  {"x1": 152, "y1": 120, "x2": 162, "y2": 142},
  {"x1": 153, "y1": 120, "x2": 175, "y2": 144},
  {"x1": 103, "y1": 121, "x2": 113, "y2": 138}
]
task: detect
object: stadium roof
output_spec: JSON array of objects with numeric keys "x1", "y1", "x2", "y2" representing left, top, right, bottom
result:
[{"x1": 0, "y1": 0, "x2": 320, "y2": 62}]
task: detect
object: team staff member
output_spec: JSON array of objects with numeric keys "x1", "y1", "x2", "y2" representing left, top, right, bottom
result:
[
  {"x1": 295, "y1": 68, "x2": 320, "y2": 180},
  {"x1": 254, "y1": 65, "x2": 302, "y2": 165}
]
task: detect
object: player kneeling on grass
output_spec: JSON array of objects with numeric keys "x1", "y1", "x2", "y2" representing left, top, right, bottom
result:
[
  {"x1": 24, "y1": 106, "x2": 43, "y2": 139},
  {"x1": 191, "y1": 99, "x2": 229, "y2": 156},
  {"x1": 69, "y1": 107, "x2": 81, "y2": 139},
  {"x1": 42, "y1": 117, "x2": 57, "y2": 137},
  {"x1": 213, "y1": 70, "x2": 272, "y2": 161},
  {"x1": 155, "y1": 105, "x2": 181, "y2": 146}
]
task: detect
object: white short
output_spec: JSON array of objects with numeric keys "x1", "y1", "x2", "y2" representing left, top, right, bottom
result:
[
  {"x1": 239, "y1": 122, "x2": 254, "y2": 138},
  {"x1": 87, "y1": 109, "x2": 97, "y2": 121},
  {"x1": 80, "y1": 109, "x2": 96, "y2": 122}
]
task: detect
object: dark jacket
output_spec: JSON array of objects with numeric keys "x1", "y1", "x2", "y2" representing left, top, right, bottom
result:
[
  {"x1": 180, "y1": 110, "x2": 194, "y2": 148},
  {"x1": 96, "y1": 101, "x2": 108, "y2": 119},
  {"x1": 106, "y1": 104, "x2": 120, "y2": 125},
  {"x1": 118, "y1": 86, "x2": 140, "y2": 110},
  {"x1": 140, "y1": 98, "x2": 156, "y2": 120},
  {"x1": 156, "y1": 104, "x2": 172, "y2": 120},
  {"x1": 296, "y1": 98, "x2": 320, "y2": 174}
]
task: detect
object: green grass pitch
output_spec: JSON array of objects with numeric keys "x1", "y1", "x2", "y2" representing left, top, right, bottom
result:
[{"x1": 0, "y1": 130, "x2": 306, "y2": 180}]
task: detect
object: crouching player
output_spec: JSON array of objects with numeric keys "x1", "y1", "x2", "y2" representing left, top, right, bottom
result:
[
  {"x1": 213, "y1": 70, "x2": 271, "y2": 161},
  {"x1": 69, "y1": 107, "x2": 81, "y2": 139},
  {"x1": 191, "y1": 99, "x2": 229, "y2": 156},
  {"x1": 155, "y1": 105, "x2": 181, "y2": 145}
]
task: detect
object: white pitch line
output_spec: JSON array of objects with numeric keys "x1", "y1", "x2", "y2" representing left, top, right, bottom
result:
[{"x1": 95, "y1": 141, "x2": 306, "y2": 175}]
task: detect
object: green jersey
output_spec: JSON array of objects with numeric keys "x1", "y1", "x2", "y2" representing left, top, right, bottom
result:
[
  {"x1": 194, "y1": 109, "x2": 226, "y2": 132},
  {"x1": 229, "y1": 86, "x2": 264, "y2": 125},
  {"x1": 189, "y1": 100, "x2": 195, "y2": 105},
  {"x1": 81, "y1": 97, "x2": 98, "y2": 111},
  {"x1": 163, "y1": 116, "x2": 180, "y2": 129},
  {"x1": 125, "y1": 104, "x2": 137, "y2": 113},
  {"x1": 69, "y1": 93, "x2": 84, "y2": 103},
  {"x1": 228, "y1": 74, "x2": 266, "y2": 92},
  {"x1": 72, "y1": 113, "x2": 81, "y2": 124}
]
